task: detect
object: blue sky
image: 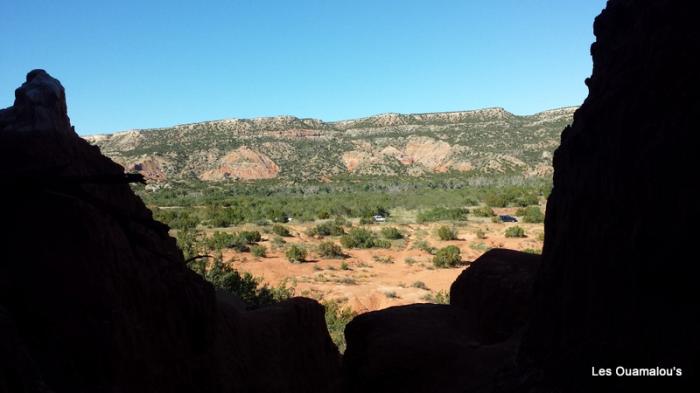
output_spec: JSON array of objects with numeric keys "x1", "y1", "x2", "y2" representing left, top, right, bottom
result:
[{"x1": 0, "y1": 0, "x2": 606, "y2": 135}]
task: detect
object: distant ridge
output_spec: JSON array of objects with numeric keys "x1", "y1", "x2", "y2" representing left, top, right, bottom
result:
[{"x1": 84, "y1": 106, "x2": 576, "y2": 181}]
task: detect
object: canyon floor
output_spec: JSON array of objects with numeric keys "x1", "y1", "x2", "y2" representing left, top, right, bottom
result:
[{"x1": 206, "y1": 207, "x2": 544, "y2": 313}]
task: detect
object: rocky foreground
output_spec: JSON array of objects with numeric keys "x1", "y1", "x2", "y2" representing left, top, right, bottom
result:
[{"x1": 1, "y1": 0, "x2": 699, "y2": 392}]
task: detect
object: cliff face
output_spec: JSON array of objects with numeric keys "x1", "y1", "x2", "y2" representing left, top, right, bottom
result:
[
  {"x1": 0, "y1": 70, "x2": 340, "y2": 393},
  {"x1": 342, "y1": 0, "x2": 699, "y2": 391},
  {"x1": 83, "y1": 107, "x2": 575, "y2": 180},
  {"x1": 518, "y1": 0, "x2": 699, "y2": 390}
]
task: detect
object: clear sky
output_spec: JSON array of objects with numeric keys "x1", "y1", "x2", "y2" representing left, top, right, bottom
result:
[{"x1": 0, "y1": 0, "x2": 606, "y2": 135}]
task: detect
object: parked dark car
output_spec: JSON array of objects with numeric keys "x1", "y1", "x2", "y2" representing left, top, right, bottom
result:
[{"x1": 499, "y1": 215, "x2": 518, "y2": 223}]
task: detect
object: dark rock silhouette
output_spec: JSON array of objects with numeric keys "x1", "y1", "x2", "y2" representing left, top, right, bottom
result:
[
  {"x1": 450, "y1": 249, "x2": 540, "y2": 345},
  {"x1": 0, "y1": 70, "x2": 340, "y2": 393},
  {"x1": 343, "y1": 0, "x2": 699, "y2": 392},
  {"x1": 517, "y1": 0, "x2": 700, "y2": 391},
  {"x1": 342, "y1": 303, "x2": 515, "y2": 393},
  {"x1": 341, "y1": 249, "x2": 537, "y2": 393}
]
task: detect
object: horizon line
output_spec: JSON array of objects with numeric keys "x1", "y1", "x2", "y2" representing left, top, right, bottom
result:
[{"x1": 83, "y1": 105, "x2": 579, "y2": 137}]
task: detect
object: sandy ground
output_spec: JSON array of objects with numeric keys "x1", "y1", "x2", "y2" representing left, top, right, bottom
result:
[{"x1": 217, "y1": 207, "x2": 544, "y2": 313}]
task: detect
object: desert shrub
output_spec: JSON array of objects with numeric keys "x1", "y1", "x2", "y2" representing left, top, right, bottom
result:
[
  {"x1": 340, "y1": 228, "x2": 377, "y2": 248},
  {"x1": 338, "y1": 277, "x2": 356, "y2": 285},
  {"x1": 537, "y1": 232, "x2": 545, "y2": 241},
  {"x1": 436, "y1": 225, "x2": 458, "y2": 241},
  {"x1": 470, "y1": 242, "x2": 490, "y2": 251},
  {"x1": 384, "y1": 291, "x2": 398, "y2": 298},
  {"x1": 483, "y1": 187, "x2": 539, "y2": 208},
  {"x1": 308, "y1": 222, "x2": 345, "y2": 237},
  {"x1": 340, "y1": 261, "x2": 350, "y2": 270},
  {"x1": 286, "y1": 244, "x2": 307, "y2": 263},
  {"x1": 317, "y1": 209, "x2": 331, "y2": 219},
  {"x1": 334, "y1": 216, "x2": 350, "y2": 227},
  {"x1": 227, "y1": 234, "x2": 250, "y2": 252},
  {"x1": 206, "y1": 231, "x2": 236, "y2": 251},
  {"x1": 433, "y1": 245, "x2": 461, "y2": 268},
  {"x1": 491, "y1": 216, "x2": 502, "y2": 223},
  {"x1": 359, "y1": 217, "x2": 373, "y2": 225},
  {"x1": 416, "y1": 207, "x2": 468, "y2": 223},
  {"x1": 177, "y1": 228, "x2": 203, "y2": 261},
  {"x1": 373, "y1": 239, "x2": 392, "y2": 248},
  {"x1": 475, "y1": 229, "x2": 486, "y2": 239},
  {"x1": 484, "y1": 192, "x2": 507, "y2": 208},
  {"x1": 155, "y1": 208, "x2": 200, "y2": 230},
  {"x1": 251, "y1": 244, "x2": 267, "y2": 257},
  {"x1": 516, "y1": 206, "x2": 545, "y2": 223},
  {"x1": 204, "y1": 259, "x2": 293, "y2": 309},
  {"x1": 422, "y1": 290, "x2": 450, "y2": 304},
  {"x1": 271, "y1": 236, "x2": 286, "y2": 250},
  {"x1": 472, "y1": 205, "x2": 495, "y2": 217},
  {"x1": 372, "y1": 255, "x2": 395, "y2": 264},
  {"x1": 239, "y1": 230, "x2": 262, "y2": 244},
  {"x1": 523, "y1": 248, "x2": 542, "y2": 254},
  {"x1": 505, "y1": 226, "x2": 526, "y2": 238},
  {"x1": 318, "y1": 241, "x2": 344, "y2": 258},
  {"x1": 404, "y1": 257, "x2": 417, "y2": 265},
  {"x1": 411, "y1": 281, "x2": 428, "y2": 290},
  {"x1": 380, "y1": 227, "x2": 403, "y2": 239},
  {"x1": 271, "y1": 224, "x2": 291, "y2": 237},
  {"x1": 323, "y1": 301, "x2": 356, "y2": 352},
  {"x1": 413, "y1": 240, "x2": 437, "y2": 254}
]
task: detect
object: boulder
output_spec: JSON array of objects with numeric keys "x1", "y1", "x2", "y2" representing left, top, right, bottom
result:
[
  {"x1": 450, "y1": 249, "x2": 540, "y2": 344},
  {"x1": 342, "y1": 304, "x2": 515, "y2": 393}
]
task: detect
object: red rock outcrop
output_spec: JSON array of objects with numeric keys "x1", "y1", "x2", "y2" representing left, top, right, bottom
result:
[
  {"x1": 199, "y1": 146, "x2": 280, "y2": 181},
  {"x1": 0, "y1": 70, "x2": 340, "y2": 393}
]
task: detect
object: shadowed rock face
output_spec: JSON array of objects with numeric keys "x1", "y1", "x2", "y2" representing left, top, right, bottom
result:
[
  {"x1": 342, "y1": 1, "x2": 699, "y2": 392},
  {"x1": 0, "y1": 70, "x2": 340, "y2": 393},
  {"x1": 450, "y1": 249, "x2": 540, "y2": 345},
  {"x1": 342, "y1": 303, "x2": 515, "y2": 393},
  {"x1": 517, "y1": 0, "x2": 700, "y2": 391}
]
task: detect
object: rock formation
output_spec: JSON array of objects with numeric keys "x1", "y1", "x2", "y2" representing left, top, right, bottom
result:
[
  {"x1": 0, "y1": 70, "x2": 340, "y2": 393},
  {"x1": 450, "y1": 249, "x2": 540, "y2": 345},
  {"x1": 199, "y1": 146, "x2": 280, "y2": 181},
  {"x1": 342, "y1": 0, "x2": 699, "y2": 392},
  {"x1": 517, "y1": 0, "x2": 700, "y2": 391},
  {"x1": 342, "y1": 249, "x2": 539, "y2": 393},
  {"x1": 85, "y1": 106, "x2": 574, "y2": 181}
]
